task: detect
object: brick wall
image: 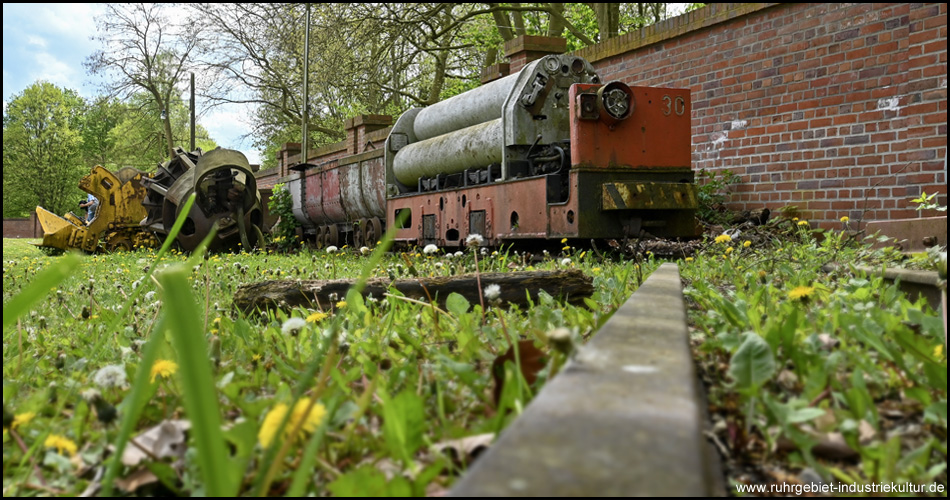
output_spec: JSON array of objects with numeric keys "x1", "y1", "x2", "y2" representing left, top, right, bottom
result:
[
  {"x1": 576, "y1": 3, "x2": 948, "y2": 228},
  {"x1": 3, "y1": 213, "x2": 42, "y2": 239}
]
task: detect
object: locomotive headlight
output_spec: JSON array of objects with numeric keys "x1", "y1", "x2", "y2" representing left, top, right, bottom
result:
[
  {"x1": 596, "y1": 81, "x2": 634, "y2": 124},
  {"x1": 602, "y1": 89, "x2": 629, "y2": 118}
]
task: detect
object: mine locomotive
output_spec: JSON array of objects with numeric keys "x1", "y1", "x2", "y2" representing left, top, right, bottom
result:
[{"x1": 289, "y1": 53, "x2": 698, "y2": 248}]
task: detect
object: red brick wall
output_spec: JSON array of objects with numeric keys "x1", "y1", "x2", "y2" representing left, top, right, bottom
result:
[
  {"x1": 3, "y1": 213, "x2": 42, "y2": 239},
  {"x1": 576, "y1": 3, "x2": 947, "y2": 228}
]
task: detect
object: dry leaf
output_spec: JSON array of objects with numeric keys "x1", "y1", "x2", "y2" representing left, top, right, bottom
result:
[
  {"x1": 121, "y1": 419, "x2": 191, "y2": 467},
  {"x1": 491, "y1": 340, "x2": 547, "y2": 407},
  {"x1": 432, "y1": 433, "x2": 495, "y2": 467},
  {"x1": 115, "y1": 467, "x2": 159, "y2": 493}
]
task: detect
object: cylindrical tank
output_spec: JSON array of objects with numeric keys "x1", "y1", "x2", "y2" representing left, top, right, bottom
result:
[
  {"x1": 393, "y1": 119, "x2": 502, "y2": 186},
  {"x1": 412, "y1": 73, "x2": 518, "y2": 141}
]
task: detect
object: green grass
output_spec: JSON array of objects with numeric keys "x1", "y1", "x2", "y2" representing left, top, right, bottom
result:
[{"x1": 2, "y1": 236, "x2": 642, "y2": 496}]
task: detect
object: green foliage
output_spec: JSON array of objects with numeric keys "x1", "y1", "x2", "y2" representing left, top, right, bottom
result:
[
  {"x1": 2, "y1": 81, "x2": 86, "y2": 217},
  {"x1": 267, "y1": 183, "x2": 301, "y2": 251},
  {"x1": 696, "y1": 168, "x2": 741, "y2": 224},
  {"x1": 911, "y1": 191, "x2": 948, "y2": 213},
  {"x1": 2, "y1": 232, "x2": 644, "y2": 495},
  {"x1": 682, "y1": 218, "x2": 947, "y2": 488}
]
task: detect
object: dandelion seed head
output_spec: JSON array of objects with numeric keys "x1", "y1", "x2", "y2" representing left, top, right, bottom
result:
[
  {"x1": 423, "y1": 244, "x2": 439, "y2": 255},
  {"x1": 281, "y1": 317, "x2": 307, "y2": 336},
  {"x1": 326, "y1": 246, "x2": 338, "y2": 254},
  {"x1": 92, "y1": 364, "x2": 127, "y2": 389},
  {"x1": 465, "y1": 233, "x2": 484, "y2": 247},
  {"x1": 484, "y1": 284, "x2": 501, "y2": 301}
]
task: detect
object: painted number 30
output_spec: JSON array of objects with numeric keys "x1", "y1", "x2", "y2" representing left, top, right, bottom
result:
[{"x1": 662, "y1": 95, "x2": 686, "y2": 116}]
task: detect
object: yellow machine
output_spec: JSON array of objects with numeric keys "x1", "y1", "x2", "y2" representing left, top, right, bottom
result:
[{"x1": 35, "y1": 166, "x2": 159, "y2": 253}]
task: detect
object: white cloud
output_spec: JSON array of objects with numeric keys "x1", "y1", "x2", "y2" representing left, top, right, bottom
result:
[{"x1": 26, "y1": 35, "x2": 47, "y2": 48}]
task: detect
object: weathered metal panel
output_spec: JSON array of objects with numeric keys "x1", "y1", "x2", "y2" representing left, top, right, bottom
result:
[
  {"x1": 321, "y1": 166, "x2": 348, "y2": 223},
  {"x1": 340, "y1": 160, "x2": 370, "y2": 220},
  {"x1": 602, "y1": 182, "x2": 698, "y2": 210},
  {"x1": 303, "y1": 169, "x2": 327, "y2": 228},
  {"x1": 570, "y1": 84, "x2": 691, "y2": 169},
  {"x1": 360, "y1": 157, "x2": 387, "y2": 219}
]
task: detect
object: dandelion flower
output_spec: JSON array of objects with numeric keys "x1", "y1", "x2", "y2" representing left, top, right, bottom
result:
[
  {"x1": 788, "y1": 285, "x2": 815, "y2": 301},
  {"x1": 714, "y1": 234, "x2": 732, "y2": 244},
  {"x1": 684, "y1": 257, "x2": 694, "y2": 262},
  {"x1": 560, "y1": 257, "x2": 572, "y2": 266},
  {"x1": 45, "y1": 434, "x2": 78, "y2": 456},
  {"x1": 840, "y1": 216, "x2": 849, "y2": 223},
  {"x1": 150, "y1": 359, "x2": 178, "y2": 383},
  {"x1": 359, "y1": 246, "x2": 371, "y2": 255},
  {"x1": 560, "y1": 238, "x2": 568, "y2": 244},
  {"x1": 326, "y1": 246, "x2": 338, "y2": 254},
  {"x1": 726, "y1": 247, "x2": 734, "y2": 254},
  {"x1": 306, "y1": 311, "x2": 328, "y2": 323},
  {"x1": 281, "y1": 317, "x2": 307, "y2": 336},
  {"x1": 335, "y1": 300, "x2": 347, "y2": 309},
  {"x1": 12, "y1": 412, "x2": 35, "y2": 429},
  {"x1": 797, "y1": 220, "x2": 809, "y2": 226},
  {"x1": 423, "y1": 244, "x2": 439, "y2": 255},
  {"x1": 258, "y1": 398, "x2": 327, "y2": 448},
  {"x1": 743, "y1": 240, "x2": 751, "y2": 248},
  {"x1": 934, "y1": 344, "x2": 943, "y2": 359},
  {"x1": 465, "y1": 234, "x2": 484, "y2": 247},
  {"x1": 92, "y1": 364, "x2": 127, "y2": 389},
  {"x1": 454, "y1": 251, "x2": 464, "y2": 257},
  {"x1": 484, "y1": 284, "x2": 501, "y2": 301}
]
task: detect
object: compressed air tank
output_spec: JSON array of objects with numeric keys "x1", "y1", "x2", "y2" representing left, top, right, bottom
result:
[
  {"x1": 386, "y1": 54, "x2": 600, "y2": 190},
  {"x1": 393, "y1": 119, "x2": 502, "y2": 186}
]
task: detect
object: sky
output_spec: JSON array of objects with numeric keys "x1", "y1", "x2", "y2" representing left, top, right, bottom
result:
[{"x1": 2, "y1": 3, "x2": 261, "y2": 164}]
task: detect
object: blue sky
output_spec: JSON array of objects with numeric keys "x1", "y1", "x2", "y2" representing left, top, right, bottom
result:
[{"x1": 2, "y1": 3, "x2": 261, "y2": 164}]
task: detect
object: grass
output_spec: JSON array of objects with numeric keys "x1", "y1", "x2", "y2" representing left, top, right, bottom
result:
[
  {"x1": 678, "y1": 218, "x2": 947, "y2": 495},
  {"x1": 3, "y1": 216, "x2": 946, "y2": 496},
  {"x1": 2, "y1": 234, "x2": 643, "y2": 496}
]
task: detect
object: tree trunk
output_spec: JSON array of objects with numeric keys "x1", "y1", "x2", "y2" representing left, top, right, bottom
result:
[
  {"x1": 547, "y1": 3, "x2": 566, "y2": 37},
  {"x1": 233, "y1": 269, "x2": 595, "y2": 314}
]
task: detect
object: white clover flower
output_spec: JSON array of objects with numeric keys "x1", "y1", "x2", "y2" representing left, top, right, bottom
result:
[
  {"x1": 360, "y1": 246, "x2": 371, "y2": 255},
  {"x1": 423, "y1": 244, "x2": 439, "y2": 255},
  {"x1": 465, "y1": 233, "x2": 484, "y2": 247},
  {"x1": 281, "y1": 317, "x2": 307, "y2": 336},
  {"x1": 326, "y1": 246, "x2": 339, "y2": 254},
  {"x1": 484, "y1": 284, "x2": 501, "y2": 301},
  {"x1": 93, "y1": 364, "x2": 127, "y2": 389},
  {"x1": 560, "y1": 257, "x2": 572, "y2": 266}
]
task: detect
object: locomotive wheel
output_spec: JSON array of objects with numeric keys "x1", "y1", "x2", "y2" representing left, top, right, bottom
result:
[
  {"x1": 366, "y1": 218, "x2": 383, "y2": 247},
  {"x1": 327, "y1": 225, "x2": 340, "y2": 247},
  {"x1": 107, "y1": 237, "x2": 133, "y2": 253},
  {"x1": 353, "y1": 219, "x2": 367, "y2": 248},
  {"x1": 314, "y1": 226, "x2": 326, "y2": 249}
]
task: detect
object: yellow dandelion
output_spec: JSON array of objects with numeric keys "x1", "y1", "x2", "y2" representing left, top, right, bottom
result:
[
  {"x1": 258, "y1": 398, "x2": 327, "y2": 448},
  {"x1": 714, "y1": 234, "x2": 732, "y2": 244},
  {"x1": 579, "y1": 251, "x2": 586, "y2": 259},
  {"x1": 788, "y1": 285, "x2": 815, "y2": 301},
  {"x1": 743, "y1": 240, "x2": 751, "y2": 248},
  {"x1": 562, "y1": 246, "x2": 571, "y2": 251},
  {"x1": 935, "y1": 344, "x2": 943, "y2": 359},
  {"x1": 726, "y1": 247, "x2": 734, "y2": 254},
  {"x1": 797, "y1": 220, "x2": 809, "y2": 226},
  {"x1": 150, "y1": 359, "x2": 178, "y2": 383},
  {"x1": 12, "y1": 412, "x2": 36, "y2": 429},
  {"x1": 252, "y1": 354, "x2": 262, "y2": 363},
  {"x1": 306, "y1": 311, "x2": 328, "y2": 323},
  {"x1": 592, "y1": 267, "x2": 602, "y2": 272},
  {"x1": 45, "y1": 434, "x2": 78, "y2": 456},
  {"x1": 560, "y1": 238, "x2": 568, "y2": 244},
  {"x1": 840, "y1": 216, "x2": 849, "y2": 223},
  {"x1": 335, "y1": 300, "x2": 347, "y2": 309},
  {"x1": 792, "y1": 217, "x2": 799, "y2": 222},
  {"x1": 685, "y1": 257, "x2": 694, "y2": 262}
]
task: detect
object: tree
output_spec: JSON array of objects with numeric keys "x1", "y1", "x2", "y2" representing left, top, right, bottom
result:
[
  {"x1": 85, "y1": 3, "x2": 206, "y2": 159},
  {"x1": 2, "y1": 82, "x2": 86, "y2": 217}
]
